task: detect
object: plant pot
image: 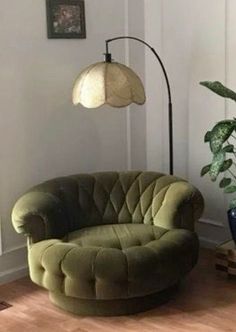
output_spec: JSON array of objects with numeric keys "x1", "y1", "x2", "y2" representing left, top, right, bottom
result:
[{"x1": 227, "y1": 208, "x2": 236, "y2": 243}]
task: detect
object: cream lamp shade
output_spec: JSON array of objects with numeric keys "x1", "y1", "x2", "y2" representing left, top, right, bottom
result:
[
  {"x1": 72, "y1": 36, "x2": 174, "y2": 175},
  {"x1": 72, "y1": 61, "x2": 146, "y2": 108}
]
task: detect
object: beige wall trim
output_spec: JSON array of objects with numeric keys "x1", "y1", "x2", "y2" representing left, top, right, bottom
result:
[
  {"x1": 0, "y1": 265, "x2": 28, "y2": 285},
  {"x1": 198, "y1": 218, "x2": 225, "y2": 228}
]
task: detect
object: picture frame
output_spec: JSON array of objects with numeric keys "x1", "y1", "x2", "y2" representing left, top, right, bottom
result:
[{"x1": 46, "y1": 0, "x2": 86, "y2": 39}]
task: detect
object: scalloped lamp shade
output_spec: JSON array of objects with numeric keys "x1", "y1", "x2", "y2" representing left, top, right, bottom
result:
[{"x1": 72, "y1": 62, "x2": 146, "y2": 108}]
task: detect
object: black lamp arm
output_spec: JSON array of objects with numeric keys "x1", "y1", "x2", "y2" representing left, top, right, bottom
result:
[{"x1": 105, "y1": 36, "x2": 174, "y2": 175}]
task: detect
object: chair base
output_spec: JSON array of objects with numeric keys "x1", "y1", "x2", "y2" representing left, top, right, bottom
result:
[{"x1": 49, "y1": 284, "x2": 179, "y2": 316}]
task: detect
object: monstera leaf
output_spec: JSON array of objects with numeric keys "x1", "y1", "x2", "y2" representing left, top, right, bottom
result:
[
  {"x1": 223, "y1": 144, "x2": 234, "y2": 153},
  {"x1": 209, "y1": 150, "x2": 225, "y2": 181},
  {"x1": 219, "y1": 177, "x2": 232, "y2": 188},
  {"x1": 200, "y1": 80, "x2": 236, "y2": 209},
  {"x1": 209, "y1": 120, "x2": 236, "y2": 153},
  {"x1": 200, "y1": 81, "x2": 236, "y2": 101},
  {"x1": 220, "y1": 159, "x2": 233, "y2": 172},
  {"x1": 201, "y1": 164, "x2": 211, "y2": 177},
  {"x1": 204, "y1": 131, "x2": 212, "y2": 143},
  {"x1": 224, "y1": 186, "x2": 236, "y2": 193},
  {"x1": 230, "y1": 199, "x2": 236, "y2": 209}
]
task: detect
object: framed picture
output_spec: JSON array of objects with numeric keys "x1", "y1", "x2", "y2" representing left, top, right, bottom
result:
[{"x1": 46, "y1": 0, "x2": 86, "y2": 39}]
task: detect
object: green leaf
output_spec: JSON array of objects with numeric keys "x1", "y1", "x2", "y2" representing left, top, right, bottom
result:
[
  {"x1": 209, "y1": 121, "x2": 236, "y2": 153},
  {"x1": 201, "y1": 164, "x2": 211, "y2": 176},
  {"x1": 220, "y1": 159, "x2": 233, "y2": 172},
  {"x1": 209, "y1": 151, "x2": 226, "y2": 181},
  {"x1": 204, "y1": 131, "x2": 212, "y2": 143},
  {"x1": 230, "y1": 199, "x2": 236, "y2": 209},
  {"x1": 223, "y1": 144, "x2": 234, "y2": 153},
  {"x1": 200, "y1": 81, "x2": 236, "y2": 102},
  {"x1": 224, "y1": 186, "x2": 236, "y2": 193},
  {"x1": 219, "y1": 177, "x2": 232, "y2": 188}
]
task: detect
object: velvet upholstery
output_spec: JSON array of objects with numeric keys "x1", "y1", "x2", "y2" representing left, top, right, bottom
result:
[{"x1": 12, "y1": 171, "x2": 204, "y2": 316}]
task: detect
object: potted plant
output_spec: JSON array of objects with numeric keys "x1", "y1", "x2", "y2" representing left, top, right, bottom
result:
[{"x1": 200, "y1": 81, "x2": 236, "y2": 242}]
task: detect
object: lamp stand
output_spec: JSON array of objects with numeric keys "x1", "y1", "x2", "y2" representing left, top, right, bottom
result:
[{"x1": 105, "y1": 36, "x2": 174, "y2": 175}]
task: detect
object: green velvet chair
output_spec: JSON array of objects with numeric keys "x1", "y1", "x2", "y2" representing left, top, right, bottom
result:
[{"x1": 12, "y1": 171, "x2": 204, "y2": 316}]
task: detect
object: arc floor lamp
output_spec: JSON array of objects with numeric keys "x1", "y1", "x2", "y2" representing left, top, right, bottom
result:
[{"x1": 72, "y1": 36, "x2": 174, "y2": 175}]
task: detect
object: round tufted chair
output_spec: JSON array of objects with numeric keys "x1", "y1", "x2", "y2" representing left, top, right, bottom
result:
[{"x1": 12, "y1": 171, "x2": 204, "y2": 316}]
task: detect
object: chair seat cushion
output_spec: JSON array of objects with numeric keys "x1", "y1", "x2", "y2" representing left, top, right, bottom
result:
[
  {"x1": 67, "y1": 224, "x2": 168, "y2": 249},
  {"x1": 29, "y1": 224, "x2": 199, "y2": 301}
]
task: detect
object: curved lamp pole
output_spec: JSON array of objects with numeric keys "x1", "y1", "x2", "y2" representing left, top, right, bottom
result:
[{"x1": 73, "y1": 36, "x2": 174, "y2": 175}]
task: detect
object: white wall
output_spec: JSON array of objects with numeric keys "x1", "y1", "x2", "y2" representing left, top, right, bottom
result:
[
  {"x1": 0, "y1": 0, "x2": 145, "y2": 283},
  {"x1": 127, "y1": 0, "x2": 147, "y2": 170},
  {"x1": 145, "y1": 0, "x2": 234, "y2": 247},
  {"x1": 145, "y1": 0, "x2": 164, "y2": 172}
]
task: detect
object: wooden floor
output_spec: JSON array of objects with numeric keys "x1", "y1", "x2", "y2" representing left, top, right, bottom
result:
[{"x1": 1, "y1": 249, "x2": 236, "y2": 332}]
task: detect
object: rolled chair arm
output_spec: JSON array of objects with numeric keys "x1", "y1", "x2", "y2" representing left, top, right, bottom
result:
[
  {"x1": 154, "y1": 181, "x2": 204, "y2": 231},
  {"x1": 12, "y1": 191, "x2": 68, "y2": 244}
]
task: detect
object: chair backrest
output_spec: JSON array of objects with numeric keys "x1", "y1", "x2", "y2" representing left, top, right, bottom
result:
[{"x1": 32, "y1": 171, "x2": 182, "y2": 231}]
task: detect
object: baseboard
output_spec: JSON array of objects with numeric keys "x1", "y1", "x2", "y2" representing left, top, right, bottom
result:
[
  {"x1": 0, "y1": 244, "x2": 28, "y2": 285},
  {"x1": 198, "y1": 218, "x2": 225, "y2": 228},
  {"x1": 199, "y1": 236, "x2": 220, "y2": 249},
  {"x1": 0, "y1": 265, "x2": 28, "y2": 285},
  {"x1": 0, "y1": 221, "x2": 3, "y2": 256},
  {"x1": 3, "y1": 243, "x2": 27, "y2": 255}
]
